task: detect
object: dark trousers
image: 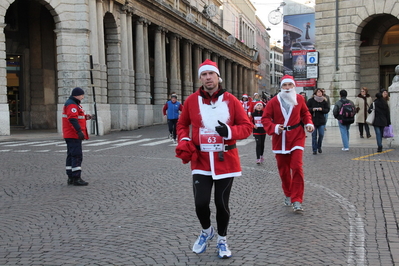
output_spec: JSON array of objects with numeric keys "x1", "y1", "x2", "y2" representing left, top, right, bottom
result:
[
  {"x1": 65, "y1": 138, "x2": 83, "y2": 178},
  {"x1": 254, "y1": 134, "x2": 266, "y2": 159},
  {"x1": 167, "y1": 119, "x2": 178, "y2": 140},
  {"x1": 192, "y1": 174, "x2": 234, "y2": 237},
  {"x1": 358, "y1": 123, "x2": 370, "y2": 137}
]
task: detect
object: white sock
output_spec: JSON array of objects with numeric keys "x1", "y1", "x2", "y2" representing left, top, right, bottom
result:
[
  {"x1": 217, "y1": 235, "x2": 227, "y2": 243},
  {"x1": 202, "y1": 226, "x2": 212, "y2": 235}
]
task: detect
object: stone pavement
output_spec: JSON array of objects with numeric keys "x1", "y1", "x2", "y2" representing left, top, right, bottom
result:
[{"x1": 0, "y1": 124, "x2": 398, "y2": 265}]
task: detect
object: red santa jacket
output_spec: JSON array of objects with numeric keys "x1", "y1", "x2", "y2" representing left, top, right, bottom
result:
[
  {"x1": 62, "y1": 96, "x2": 89, "y2": 139},
  {"x1": 261, "y1": 94, "x2": 312, "y2": 154},
  {"x1": 177, "y1": 87, "x2": 253, "y2": 180}
]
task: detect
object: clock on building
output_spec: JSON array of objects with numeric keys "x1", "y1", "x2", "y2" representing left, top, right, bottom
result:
[{"x1": 268, "y1": 10, "x2": 283, "y2": 25}]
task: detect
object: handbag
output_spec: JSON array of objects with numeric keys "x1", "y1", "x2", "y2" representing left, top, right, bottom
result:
[
  {"x1": 383, "y1": 125, "x2": 394, "y2": 138},
  {"x1": 366, "y1": 103, "x2": 375, "y2": 125}
]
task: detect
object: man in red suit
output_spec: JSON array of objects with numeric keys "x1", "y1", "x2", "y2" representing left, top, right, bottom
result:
[
  {"x1": 176, "y1": 59, "x2": 252, "y2": 259},
  {"x1": 261, "y1": 75, "x2": 314, "y2": 212}
]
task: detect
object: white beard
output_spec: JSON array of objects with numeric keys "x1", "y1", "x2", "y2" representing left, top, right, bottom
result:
[
  {"x1": 279, "y1": 88, "x2": 298, "y2": 106},
  {"x1": 199, "y1": 96, "x2": 230, "y2": 130}
]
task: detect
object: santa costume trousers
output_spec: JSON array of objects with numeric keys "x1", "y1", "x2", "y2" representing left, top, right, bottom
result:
[
  {"x1": 275, "y1": 149, "x2": 304, "y2": 203},
  {"x1": 192, "y1": 174, "x2": 234, "y2": 237}
]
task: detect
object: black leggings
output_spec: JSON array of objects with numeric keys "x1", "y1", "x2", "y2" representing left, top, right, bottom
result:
[
  {"x1": 192, "y1": 174, "x2": 234, "y2": 237},
  {"x1": 254, "y1": 134, "x2": 266, "y2": 159}
]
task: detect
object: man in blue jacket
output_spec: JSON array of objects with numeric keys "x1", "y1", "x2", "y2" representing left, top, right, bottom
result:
[{"x1": 163, "y1": 94, "x2": 183, "y2": 143}]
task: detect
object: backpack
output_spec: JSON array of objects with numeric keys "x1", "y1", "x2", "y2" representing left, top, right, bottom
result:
[{"x1": 339, "y1": 100, "x2": 356, "y2": 125}]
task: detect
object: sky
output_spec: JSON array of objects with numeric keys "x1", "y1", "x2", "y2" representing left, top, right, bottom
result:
[{"x1": 252, "y1": 0, "x2": 284, "y2": 47}]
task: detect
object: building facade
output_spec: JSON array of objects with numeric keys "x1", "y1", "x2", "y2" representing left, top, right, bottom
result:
[
  {"x1": 0, "y1": 0, "x2": 261, "y2": 135},
  {"x1": 270, "y1": 45, "x2": 284, "y2": 95},
  {"x1": 315, "y1": 0, "x2": 399, "y2": 103},
  {"x1": 255, "y1": 16, "x2": 270, "y2": 97}
]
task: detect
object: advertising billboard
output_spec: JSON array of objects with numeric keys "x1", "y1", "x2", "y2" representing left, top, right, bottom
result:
[{"x1": 283, "y1": 13, "x2": 316, "y2": 88}]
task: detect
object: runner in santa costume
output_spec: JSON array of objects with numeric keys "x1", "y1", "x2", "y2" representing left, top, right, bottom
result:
[
  {"x1": 261, "y1": 75, "x2": 314, "y2": 212},
  {"x1": 176, "y1": 59, "x2": 252, "y2": 258}
]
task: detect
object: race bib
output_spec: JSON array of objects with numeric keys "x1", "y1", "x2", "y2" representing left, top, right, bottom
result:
[
  {"x1": 199, "y1": 128, "x2": 224, "y2": 152},
  {"x1": 254, "y1": 116, "x2": 263, "y2": 127}
]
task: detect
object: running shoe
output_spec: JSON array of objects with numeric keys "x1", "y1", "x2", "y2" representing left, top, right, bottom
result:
[
  {"x1": 293, "y1": 201, "x2": 303, "y2": 212},
  {"x1": 260, "y1": 155, "x2": 264, "y2": 163},
  {"x1": 256, "y1": 159, "x2": 261, "y2": 164},
  {"x1": 192, "y1": 226, "x2": 215, "y2": 254},
  {"x1": 217, "y1": 239, "x2": 232, "y2": 259},
  {"x1": 284, "y1": 196, "x2": 291, "y2": 206}
]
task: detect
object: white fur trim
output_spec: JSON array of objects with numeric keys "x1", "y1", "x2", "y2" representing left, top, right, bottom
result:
[
  {"x1": 198, "y1": 65, "x2": 220, "y2": 78},
  {"x1": 280, "y1": 78, "x2": 295, "y2": 88}
]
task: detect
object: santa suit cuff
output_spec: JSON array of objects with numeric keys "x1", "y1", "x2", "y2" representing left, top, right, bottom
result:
[
  {"x1": 180, "y1": 137, "x2": 191, "y2": 141},
  {"x1": 224, "y1": 125, "x2": 232, "y2": 140},
  {"x1": 274, "y1": 124, "x2": 281, "y2": 135}
]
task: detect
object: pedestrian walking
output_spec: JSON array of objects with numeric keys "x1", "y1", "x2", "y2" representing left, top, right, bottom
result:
[
  {"x1": 251, "y1": 102, "x2": 267, "y2": 164},
  {"x1": 355, "y1": 87, "x2": 373, "y2": 138},
  {"x1": 368, "y1": 92, "x2": 390, "y2": 152},
  {"x1": 322, "y1": 89, "x2": 331, "y2": 130},
  {"x1": 261, "y1": 75, "x2": 314, "y2": 212},
  {"x1": 307, "y1": 88, "x2": 330, "y2": 155},
  {"x1": 62, "y1": 87, "x2": 91, "y2": 186},
  {"x1": 175, "y1": 59, "x2": 252, "y2": 259},
  {"x1": 333, "y1": 90, "x2": 356, "y2": 151},
  {"x1": 240, "y1": 94, "x2": 250, "y2": 114},
  {"x1": 163, "y1": 94, "x2": 183, "y2": 143}
]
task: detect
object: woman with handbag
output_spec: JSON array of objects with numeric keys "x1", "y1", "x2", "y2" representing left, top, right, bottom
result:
[
  {"x1": 355, "y1": 87, "x2": 373, "y2": 138},
  {"x1": 368, "y1": 92, "x2": 390, "y2": 152}
]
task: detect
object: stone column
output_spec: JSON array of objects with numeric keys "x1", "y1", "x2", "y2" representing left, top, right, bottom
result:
[
  {"x1": 225, "y1": 60, "x2": 232, "y2": 92},
  {"x1": 169, "y1": 34, "x2": 179, "y2": 95},
  {"x1": 96, "y1": 0, "x2": 106, "y2": 103},
  {"x1": 154, "y1": 27, "x2": 164, "y2": 104},
  {"x1": 218, "y1": 57, "x2": 225, "y2": 88},
  {"x1": 193, "y1": 45, "x2": 202, "y2": 91},
  {"x1": 0, "y1": 23, "x2": 10, "y2": 135},
  {"x1": 88, "y1": 0, "x2": 99, "y2": 63},
  {"x1": 203, "y1": 49, "x2": 211, "y2": 61},
  {"x1": 135, "y1": 18, "x2": 152, "y2": 126},
  {"x1": 237, "y1": 65, "x2": 243, "y2": 96},
  {"x1": 143, "y1": 21, "x2": 151, "y2": 92},
  {"x1": 212, "y1": 53, "x2": 218, "y2": 64},
  {"x1": 127, "y1": 12, "x2": 135, "y2": 104},
  {"x1": 161, "y1": 29, "x2": 168, "y2": 91},
  {"x1": 135, "y1": 18, "x2": 147, "y2": 105},
  {"x1": 182, "y1": 40, "x2": 193, "y2": 100},
  {"x1": 232, "y1": 63, "x2": 238, "y2": 97},
  {"x1": 120, "y1": 10, "x2": 129, "y2": 104}
]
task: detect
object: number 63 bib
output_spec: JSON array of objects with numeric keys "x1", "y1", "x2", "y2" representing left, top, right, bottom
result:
[{"x1": 199, "y1": 128, "x2": 224, "y2": 152}]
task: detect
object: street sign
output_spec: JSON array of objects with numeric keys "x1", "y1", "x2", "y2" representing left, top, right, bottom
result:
[
  {"x1": 307, "y1": 51, "x2": 318, "y2": 64},
  {"x1": 307, "y1": 66, "x2": 318, "y2": 79}
]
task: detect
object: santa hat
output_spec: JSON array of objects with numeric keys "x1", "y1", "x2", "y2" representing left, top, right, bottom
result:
[
  {"x1": 242, "y1": 94, "x2": 248, "y2": 98},
  {"x1": 280, "y1": 75, "x2": 296, "y2": 88},
  {"x1": 198, "y1": 59, "x2": 223, "y2": 83},
  {"x1": 254, "y1": 102, "x2": 264, "y2": 108}
]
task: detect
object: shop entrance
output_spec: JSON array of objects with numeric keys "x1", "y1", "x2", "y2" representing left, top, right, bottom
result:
[
  {"x1": 380, "y1": 65, "x2": 396, "y2": 91},
  {"x1": 6, "y1": 55, "x2": 23, "y2": 126}
]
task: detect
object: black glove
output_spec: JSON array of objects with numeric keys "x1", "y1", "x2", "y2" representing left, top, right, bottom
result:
[
  {"x1": 77, "y1": 131, "x2": 85, "y2": 140},
  {"x1": 215, "y1": 120, "x2": 228, "y2": 137}
]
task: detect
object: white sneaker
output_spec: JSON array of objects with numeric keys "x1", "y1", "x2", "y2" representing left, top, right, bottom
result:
[
  {"x1": 192, "y1": 226, "x2": 215, "y2": 254},
  {"x1": 284, "y1": 196, "x2": 292, "y2": 206},
  {"x1": 293, "y1": 201, "x2": 303, "y2": 212},
  {"x1": 217, "y1": 239, "x2": 232, "y2": 259},
  {"x1": 342, "y1": 148, "x2": 349, "y2": 151}
]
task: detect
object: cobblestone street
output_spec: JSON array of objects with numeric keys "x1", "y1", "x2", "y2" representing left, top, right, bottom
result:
[{"x1": 0, "y1": 125, "x2": 398, "y2": 265}]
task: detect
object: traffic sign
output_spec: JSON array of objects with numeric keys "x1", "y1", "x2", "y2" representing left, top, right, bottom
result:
[{"x1": 307, "y1": 51, "x2": 318, "y2": 64}]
